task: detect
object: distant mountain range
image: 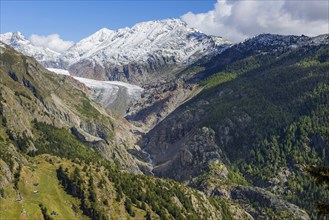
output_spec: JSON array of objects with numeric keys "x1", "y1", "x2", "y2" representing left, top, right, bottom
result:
[{"x1": 1, "y1": 19, "x2": 230, "y2": 85}]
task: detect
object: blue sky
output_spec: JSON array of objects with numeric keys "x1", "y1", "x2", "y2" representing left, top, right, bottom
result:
[{"x1": 1, "y1": 0, "x2": 216, "y2": 41}]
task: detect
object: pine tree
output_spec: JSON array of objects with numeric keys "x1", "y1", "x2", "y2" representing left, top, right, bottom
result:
[
  {"x1": 145, "y1": 211, "x2": 152, "y2": 220},
  {"x1": 307, "y1": 166, "x2": 329, "y2": 219}
]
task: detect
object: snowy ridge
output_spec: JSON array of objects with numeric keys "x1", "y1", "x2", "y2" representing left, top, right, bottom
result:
[
  {"x1": 61, "y1": 28, "x2": 115, "y2": 65},
  {"x1": 237, "y1": 34, "x2": 329, "y2": 53},
  {"x1": 0, "y1": 32, "x2": 60, "y2": 63},
  {"x1": 62, "y1": 19, "x2": 228, "y2": 66}
]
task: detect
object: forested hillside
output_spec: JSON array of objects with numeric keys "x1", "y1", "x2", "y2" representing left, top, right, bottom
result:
[{"x1": 144, "y1": 35, "x2": 329, "y2": 219}]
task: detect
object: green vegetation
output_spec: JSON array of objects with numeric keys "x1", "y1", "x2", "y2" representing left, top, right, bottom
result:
[
  {"x1": 56, "y1": 159, "x2": 225, "y2": 220},
  {"x1": 192, "y1": 162, "x2": 249, "y2": 188},
  {"x1": 178, "y1": 65, "x2": 205, "y2": 77},
  {"x1": 202, "y1": 72, "x2": 237, "y2": 88},
  {"x1": 0, "y1": 156, "x2": 88, "y2": 220},
  {"x1": 181, "y1": 44, "x2": 329, "y2": 218},
  {"x1": 76, "y1": 98, "x2": 100, "y2": 119},
  {"x1": 307, "y1": 166, "x2": 329, "y2": 219},
  {"x1": 33, "y1": 121, "x2": 102, "y2": 163},
  {"x1": 2, "y1": 34, "x2": 329, "y2": 219},
  {"x1": 209, "y1": 197, "x2": 234, "y2": 220}
]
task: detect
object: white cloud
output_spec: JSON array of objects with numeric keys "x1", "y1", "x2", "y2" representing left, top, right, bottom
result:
[
  {"x1": 182, "y1": 0, "x2": 329, "y2": 42},
  {"x1": 29, "y1": 34, "x2": 74, "y2": 53}
]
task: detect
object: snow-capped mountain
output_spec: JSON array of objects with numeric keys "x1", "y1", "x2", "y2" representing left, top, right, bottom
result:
[
  {"x1": 62, "y1": 19, "x2": 230, "y2": 85},
  {"x1": 0, "y1": 32, "x2": 60, "y2": 66},
  {"x1": 63, "y1": 19, "x2": 228, "y2": 66},
  {"x1": 1, "y1": 19, "x2": 231, "y2": 85},
  {"x1": 60, "y1": 28, "x2": 115, "y2": 65},
  {"x1": 47, "y1": 68, "x2": 143, "y2": 115}
]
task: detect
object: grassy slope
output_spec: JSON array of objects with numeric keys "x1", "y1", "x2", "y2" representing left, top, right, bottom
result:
[
  {"x1": 0, "y1": 156, "x2": 87, "y2": 220},
  {"x1": 0, "y1": 154, "x2": 149, "y2": 220},
  {"x1": 1, "y1": 154, "x2": 237, "y2": 220}
]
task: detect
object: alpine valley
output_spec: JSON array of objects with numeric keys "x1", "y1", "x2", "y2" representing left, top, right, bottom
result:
[{"x1": 0, "y1": 18, "x2": 328, "y2": 220}]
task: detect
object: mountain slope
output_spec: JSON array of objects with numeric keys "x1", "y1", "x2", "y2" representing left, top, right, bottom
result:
[
  {"x1": 2, "y1": 29, "x2": 326, "y2": 218},
  {"x1": 1, "y1": 153, "x2": 255, "y2": 220},
  {"x1": 0, "y1": 20, "x2": 231, "y2": 125},
  {"x1": 0, "y1": 43, "x2": 256, "y2": 220},
  {"x1": 0, "y1": 19, "x2": 232, "y2": 129},
  {"x1": 0, "y1": 41, "x2": 144, "y2": 174},
  {"x1": 142, "y1": 34, "x2": 329, "y2": 218}
]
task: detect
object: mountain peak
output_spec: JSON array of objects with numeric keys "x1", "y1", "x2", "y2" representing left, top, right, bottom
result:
[
  {"x1": 95, "y1": 27, "x2": 114, "y2": 35},
  {"x1": 11, "y1": 31, "x2": 24, "y2": 38},
  {"x1": 62, "y1": 17, "x2": 228, "y2": 71},
  {"x1": 131, "y1": 18, "x2": 189, "y2": 32},
  {"x1": 139, "y1": 18, "x2": 186, "y2": 25},
  {"x1": 0, "y1": 31, "x2": 60, "y2": 64},
  {"x1": 76, "y1": 27, "x2": 114, "y2": 46},
  {"x1": 10, "y1": 31, "x2": 29, "y2": 44},
  {"x1": 0, "y1": 31, "x2": 28, "y2": 45}
]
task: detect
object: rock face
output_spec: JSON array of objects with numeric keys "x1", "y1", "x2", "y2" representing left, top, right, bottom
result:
[
  {"x1": 125, "y1": 78, "x2": 198, "y2": 131},
  {"x1": 141, "y1": 94, "x2": 228, "y2": 181},
  {"x1": 151, "y1": 126, "x2": 229, "y2": 182},
  {"x1": 229, "y1": 186, "x2": 310, "y2": 220}
]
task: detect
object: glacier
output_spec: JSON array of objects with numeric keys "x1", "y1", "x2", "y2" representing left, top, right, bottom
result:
[{"x1": 47, "y1": 68, "x2": 143, "y2": 115}]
